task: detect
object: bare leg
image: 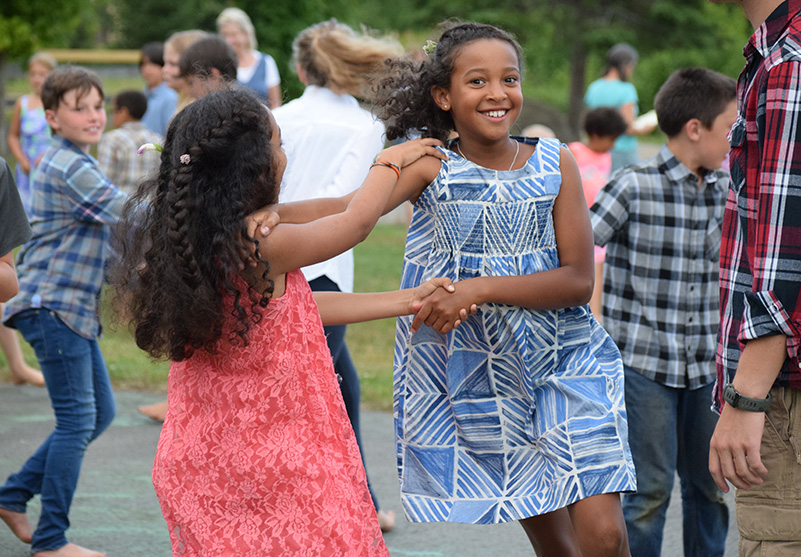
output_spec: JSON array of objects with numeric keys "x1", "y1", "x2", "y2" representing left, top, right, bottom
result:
[
  {"x1": 568, "y1": 493, "x2": 630, "y2": 557},
  {"x1": 0, "y1": 505, "x2": 32, "y2": 543},
  {"x1": 0, "y1": 304, "x2": 44, "y2": 386},
  {"x1": 519, "y1": 507, "x2": 581, "y2": 556},
  {"x1": 33, "y1": 543, "x2": 106, "y2": 557},
  {"x1": 377, "y1": 509, "x2": 395, "y2": 533},
  {"x1": 137, "y1": 399, "x2": 168, "y2": 422}
]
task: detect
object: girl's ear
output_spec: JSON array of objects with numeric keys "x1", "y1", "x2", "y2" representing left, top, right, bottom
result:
[{"x1": 431, "y1": 85, "x2": 451, "y2": 111}]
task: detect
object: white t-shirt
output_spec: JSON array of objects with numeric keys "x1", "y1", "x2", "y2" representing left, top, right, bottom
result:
[{"x1": 273, "y1": 86, "x2": 386, "y2": 292}]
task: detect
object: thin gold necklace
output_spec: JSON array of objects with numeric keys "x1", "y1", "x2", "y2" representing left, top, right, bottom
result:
[{"x1": 456, "y1": 138, "x2": 520, "y2": 171}]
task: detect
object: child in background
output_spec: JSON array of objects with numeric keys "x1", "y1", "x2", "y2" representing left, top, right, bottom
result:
[
  {"x1": 0, "y1": 66, "x2": 128, "y2": 557},
  {"x1": 113, "y1": 88, "x2": 449, "y2": 555},
  {"x1": 7, "y1": 52, "x2": 57, "y2": 212},
  {"x1": 97, "y1": 90, "x2": 161, "y2": 194},
  {"x1": 369, "y1": 22, "x2": 635, "y2": 555},
  {"x1": 162, "y1": 30, "x2": 207, "y2": 114},
  {"x1": 139, "y1": 42, "x2": 178, "y2": 138},
  {"x1": 273, "y1": 18, "x2": 405, "y2": 533},
  {"x1": 589, "y1": 67, "x2": 736, "y2": 557},
  {"x1": 568, "y1": 107, "x2": 628, "y2": 319}
]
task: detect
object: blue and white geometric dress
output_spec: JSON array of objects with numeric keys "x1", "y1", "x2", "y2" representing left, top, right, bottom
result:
[{"x1": 393, "y1": 136, "x2": 636, "y2": 524}]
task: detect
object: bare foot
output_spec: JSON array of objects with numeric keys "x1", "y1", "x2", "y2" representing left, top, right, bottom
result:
[
  {"x1": 33, "y1": 543, "x2": 106, "y2": 557},
  {"x1": 377, "y1": 509, "x2": 396, "y2": 533},
  {"x1": 137, "y1": 400, "x2": 168, "y2": 422},
  {"x1": 10, "y1": 364, "x2": 45, "y2": 387},
  {"x1": 0, "y1": 505, "x2": 32, "y2": 543}
]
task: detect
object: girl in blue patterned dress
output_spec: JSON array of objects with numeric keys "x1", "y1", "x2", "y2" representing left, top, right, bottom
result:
[{"x1": 372, "y1": 22, "x2": 636, "y2": 556}]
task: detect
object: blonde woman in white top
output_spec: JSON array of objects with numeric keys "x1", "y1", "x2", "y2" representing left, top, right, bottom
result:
[
  {"x1": 216, "y1": 7, "x2": 282, "y2": 108},
  {"x1": 273, "y1": 18, "x2": 404, "y2": 533}
]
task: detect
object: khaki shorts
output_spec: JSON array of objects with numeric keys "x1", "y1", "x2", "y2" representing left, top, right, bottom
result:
[{"x1": 736, "y1": 387, "x2": 801, "y2": 556}]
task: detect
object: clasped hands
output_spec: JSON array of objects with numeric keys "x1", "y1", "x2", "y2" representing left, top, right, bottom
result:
[{"x1": 245, "y1": 210, "x2": 477, "y2": 333}]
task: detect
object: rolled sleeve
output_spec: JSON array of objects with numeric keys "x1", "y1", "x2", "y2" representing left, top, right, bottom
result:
[{"x1": 740, "y1": 61, "x2": 801, "y2": 343}]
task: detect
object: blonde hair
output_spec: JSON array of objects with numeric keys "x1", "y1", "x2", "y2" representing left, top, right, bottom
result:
[
  {"x1": 216, "y1": 7, "x2": 257, "y2": 51},
  {"x1": 29, "y1": 52, "x2": 58, "y2": 72},
  {"x1": 165, "y1": 30, "x2": 208, "y2": 57},
  {"x1": 292, "y1": 19, "x2": 404, "y2": 98}
]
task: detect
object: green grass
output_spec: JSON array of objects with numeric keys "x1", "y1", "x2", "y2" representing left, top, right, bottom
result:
[{"x1": 0, "y1": 224, "x2": 408, "y2": 410}]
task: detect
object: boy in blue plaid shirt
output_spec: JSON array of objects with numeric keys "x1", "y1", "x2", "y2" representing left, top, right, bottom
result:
[
  {"x1": 589, "y1": 68, "x2": 736, "y2": 557},
  {"x1": 0, "y1": 66, "x2": 127, "y2": 557}
]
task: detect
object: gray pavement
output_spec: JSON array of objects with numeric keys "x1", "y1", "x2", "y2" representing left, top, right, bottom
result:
[{"x1": 0, "y1": 385, "x2": 738, "y2": 556}]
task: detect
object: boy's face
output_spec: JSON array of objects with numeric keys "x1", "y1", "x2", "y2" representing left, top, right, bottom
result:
[
  {"x1": 139, "y1": 56, "x2": 163, "y2": 89},
  {"x1": 163, "y1": 45, "x2": 183, "y2": 91},
  {"x1": 697, "y1": 100, "x2": 737, "y2": 171},
  {"x1": 111, "y1": 100, "x2": 128, "y2": 129},
  {"x1": 45, "y1": 87, "x2": 106, "y2": 153}
]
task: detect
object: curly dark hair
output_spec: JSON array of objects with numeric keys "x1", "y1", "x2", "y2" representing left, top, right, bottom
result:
[
  {"x1": 373, "y1": 21, "x2": 523, "y2": 143},
  {"x1": 113, "y1": 88, "x2": 278, "y2": 361}
]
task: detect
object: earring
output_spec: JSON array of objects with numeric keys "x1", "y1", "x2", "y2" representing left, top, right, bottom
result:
[{"x1": 443, "y1": 104, "x2": 449, "y2": 110}]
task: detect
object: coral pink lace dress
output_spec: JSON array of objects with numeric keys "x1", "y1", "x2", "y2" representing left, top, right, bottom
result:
[{"x1": 153, "y1": 270, "x2": 388, "y2": 556}]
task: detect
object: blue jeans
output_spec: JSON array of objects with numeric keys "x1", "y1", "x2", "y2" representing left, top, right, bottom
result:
[
  {"x1": 308, "y1": 276, "x2": 379, "y2": 511},
  {"x1": 622, "y1": 367, "x2": 728, "y2": 557},
  {"x1": 0, "y1": 310, "x2": 116, "y2": 552}
]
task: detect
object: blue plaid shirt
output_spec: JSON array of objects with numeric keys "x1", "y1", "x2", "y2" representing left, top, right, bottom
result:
[
  {"x1": 3, "y1": 136, "x2": 128, "y2": 339},
  {"x1": 590, "y1": 144, "x2": 729, "y2": 389}
]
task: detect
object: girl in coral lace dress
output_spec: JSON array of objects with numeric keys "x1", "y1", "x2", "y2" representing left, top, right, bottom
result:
[{"x1": 113, "y1": 88, "x2": 452, "y2": 556}]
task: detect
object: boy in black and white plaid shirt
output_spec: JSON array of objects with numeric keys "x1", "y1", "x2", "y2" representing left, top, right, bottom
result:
[{"x1": 589, "y1": 67, "x2": 736, "y2": 557}]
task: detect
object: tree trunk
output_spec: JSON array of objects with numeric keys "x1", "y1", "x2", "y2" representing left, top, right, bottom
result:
[{"x1": 567, "y1": 38, "x2": 587, "y2": 139}]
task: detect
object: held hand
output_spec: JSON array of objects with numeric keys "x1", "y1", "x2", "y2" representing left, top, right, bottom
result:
[
  {"x1": 242, "y1": 208, "x2": 280, "y2": 268},
  {"x1": 20, "y1": 158, "x2": 31, "y2": 175},
  {"x1": 411, "y1": 281, "x2": 479, "y2": 334},
  {"x1": 377, "y1": 138, "x2": 447, "y2": 170},
  {"x1": 708, "y1": 404, "x2": 768, "y2": 493}
]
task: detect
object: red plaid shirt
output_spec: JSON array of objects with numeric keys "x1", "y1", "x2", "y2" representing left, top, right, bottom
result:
[{"x1": 716, "y1": 0, "x2": 801, "y2": 410}]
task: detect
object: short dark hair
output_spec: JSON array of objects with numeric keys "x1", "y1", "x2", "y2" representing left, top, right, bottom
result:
[
  {"x1": 115, "y1": 90, "x2": 148, "y2": 120},
  {"x1": 654, "y1": 67, "x2": 736, "y2": 138},
  {"x1": 140, "y1": 42, "x2": 165, "y2": 67},
  {"x1": 41, "y1": 65, "x2": 104, "y2": 112},
  {"x1": 179, "y1": 36, "x2": 237, "y2": 82},
  {"x1": 583, "y1": 107, "x2": 627, "y2": 139}
]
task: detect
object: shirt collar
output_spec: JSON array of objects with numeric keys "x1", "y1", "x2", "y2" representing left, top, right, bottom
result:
[
  {"x1": 747, "y1": 0, "x2": 801, "y2": 59},
  {"x1": 300, "y1": 85, "x2": 359, "y2": 108},
  {"x1": 656, "y1": 143, "x2": 726, "y2": 190}
]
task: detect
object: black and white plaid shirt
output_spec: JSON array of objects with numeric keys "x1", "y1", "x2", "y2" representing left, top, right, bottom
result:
[{"x1": 590, "y1": 145, "x2": 728, "y2": 389}]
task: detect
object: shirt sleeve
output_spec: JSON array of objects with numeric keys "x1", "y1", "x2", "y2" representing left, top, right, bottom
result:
[
  {"x1": 64, "y1": 156, "x2": 128, "y2": 226},
  {"x1": 96, "y1": 135, "x2": 116, "y2": 184},
  {"x1": 589, "y1": 170, "x2": 631, "y2": 247},
  {"x1": 0, "y1": 159, "x2": 31, "y2": 256},
  {"x1": 263, "y1": 53, "x2": 281, "y2": 88},
  {"x1": 741, "y1": 59, "x2": 801, "y2": 342}
]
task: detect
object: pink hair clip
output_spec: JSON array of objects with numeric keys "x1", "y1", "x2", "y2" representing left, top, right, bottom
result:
[{"x1": 180, "y1": 154, "x2": 191, "y2": 165}]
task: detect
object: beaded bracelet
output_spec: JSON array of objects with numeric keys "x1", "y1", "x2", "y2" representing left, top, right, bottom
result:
[{"x1": 370, "y1": 159, "x2": 401, "y2": 180}]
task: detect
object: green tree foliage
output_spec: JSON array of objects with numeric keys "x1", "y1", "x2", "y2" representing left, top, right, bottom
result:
[{"x1": 0, "y1": 0, "x2": 104, "y2": 149}]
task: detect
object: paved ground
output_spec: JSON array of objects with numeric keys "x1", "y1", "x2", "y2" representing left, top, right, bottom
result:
[{"x1": 0, "y1": 384, "x2": 738, "y2": 556}]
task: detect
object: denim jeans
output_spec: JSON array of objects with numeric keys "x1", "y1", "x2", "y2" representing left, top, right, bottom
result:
[
  {"x1": 0, "y1": 310, "x2": 116, "y2": 552},
  {"x1": 622, "y1": 367, "x2": 729, "y2": 557},
  {"x1": 308, "y1": 275, "x2": 379, "y2": 511}
]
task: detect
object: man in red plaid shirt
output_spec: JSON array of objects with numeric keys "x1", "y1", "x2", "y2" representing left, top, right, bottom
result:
[{"x1": 709, "y1": 0, "x2": 801, "y2": 553}]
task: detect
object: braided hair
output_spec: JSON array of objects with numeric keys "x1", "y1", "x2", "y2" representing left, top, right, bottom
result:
[
  {"x1": 114, "y1": 88, "x2": 278, "y2": 361},
  {"x1": 373, "y1": 21, "x2": 523, "y2": 143}
]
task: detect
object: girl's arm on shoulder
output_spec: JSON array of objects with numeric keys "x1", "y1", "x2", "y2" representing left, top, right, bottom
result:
[
  {"x1": 258, "y1": 138, "x2": 445, "y2": 277},
  {"x1": 251, "y1": 150, "x2": 440, "y2": 227},
  {"x1": 411, "y1": 146, "x2": 595, "y2": 332}
]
